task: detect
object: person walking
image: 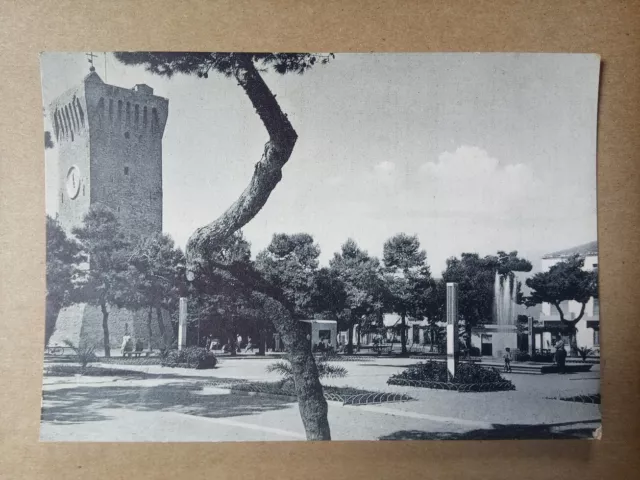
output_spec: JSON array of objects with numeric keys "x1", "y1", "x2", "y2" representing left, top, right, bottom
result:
[
  {"x1": 244, "y1": 336, "x2": 254, "y2": 353},
  {"x1": 554, "y1": 341, "x2": 567, "y2": 374},
  {"x1": 503, "y1": 347, "x2": 513, "y2": 373}
]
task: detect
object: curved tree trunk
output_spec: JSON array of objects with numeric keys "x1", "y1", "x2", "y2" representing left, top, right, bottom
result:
[
  {"x1": 156, "y1": 306, "x2": 167, "y2": 348},
  {"x1": 257, "y1": 317, "x2": 266, "y2": 355},
  {"x1": 146, "y1": 306, "x2": 154, "y2": 351},
  {"x1": 270, "y1": 301, "x2": 330, "y2": 440},
  {"x1": 100, "y1": 301, "x2": 111, "y2": 358},
  {"x1": 184, "y1": 57, "x2": 329, "y2": 439}
]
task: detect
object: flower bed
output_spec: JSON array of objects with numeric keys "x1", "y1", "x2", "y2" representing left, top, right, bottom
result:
[
  {"x1": 99, "y1": 356, "x2": 163, "y2": 366},
  {"x1": 44, "y1": 364, "x2": 148, "y2": 377},
  {"x1": 553, "y1": 394, "x2": 601, "y2": 404},
  {"x1": 226, "y1": 380, "x2": 412, "y2": 405},
  {"x1": 387, "y1": 361, "x2": 515, "y2": 392}
]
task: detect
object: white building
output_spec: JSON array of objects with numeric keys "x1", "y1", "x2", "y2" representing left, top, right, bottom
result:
[{"x1": 537, "y1": 241, "x2": 600, "y2": 351}]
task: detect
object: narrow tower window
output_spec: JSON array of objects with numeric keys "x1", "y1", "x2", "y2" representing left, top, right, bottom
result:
[
  {"x1": 108, "y1": 98, "x2": 114, "y2": 120},
  {"x1": 75, "y1": 98, "x2": 85, "y2": 127},
  {"x1": 71, "y1": 102, "x2": 80, "y2": 130},
  {"x1": 151, "y1": 108, "x2": 159, "y2": 133},
  {"x1": 98, "y1": 97, "x2": 105, "y2": 117},
  {"x1": 124, "y1": 166, "x2": 129, "y2": 175},
  {"x1": 118, "y1": 100, "x2": 123, "y2": 120},
  {"x1": 53, "y1": 113, "x2": 60, "y2": 139},
  {"x1": 143, "y1": 106, "x2": 148, "y2": 128},
  {"x1": 61, "y1": 109, "x2": 70, "y2": 137},
  {"x1": 126, "y1": 102, "x2": 131, "y2": 123},
  {"x1": 64, "y1": 107, "x2": 74, "y2": 141},
  {"x1": 66, "y1": 105, "x2": 76, "y2": 131},
  {"x1": 134, "y1": 104, "x2": 140, "y2": 126}
]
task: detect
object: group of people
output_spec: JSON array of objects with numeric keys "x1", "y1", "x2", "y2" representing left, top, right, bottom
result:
[
  {"x1": 205, "y1": 334, "x2": 254, "y2": 354},
  {"x1": 502, "y1": 341, "x2": 568, "y2": 374},
  {"x1": 120, "y1": 334, "x2": 144, "y2": 354}
]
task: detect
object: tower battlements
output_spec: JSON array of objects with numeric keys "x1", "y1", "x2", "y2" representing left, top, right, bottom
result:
[{"x1": 51, "y1": 71, "x2": 168, "y2": 145}]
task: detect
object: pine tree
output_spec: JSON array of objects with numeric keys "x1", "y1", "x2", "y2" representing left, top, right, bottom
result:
[
  {"x1": 114, "y1": 52, "x2": 334, "y2": 440},
  {"x1": 382, "y1": 234, "x2": 433, "y2": 355},
  {"x1": 72, "y1": 205, "x2": 133, "y2": 357},
  {"x1": 45, "y1": 215, "x2": 84, "y2": 346}
]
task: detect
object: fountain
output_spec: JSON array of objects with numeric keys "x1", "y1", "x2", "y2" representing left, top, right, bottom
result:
[
  {"x1": 472, "y1": 271, "x2": 519, "y2": 358},
  {"x1": 493, "y1": 271, "x2": 517, "y2": 326}
]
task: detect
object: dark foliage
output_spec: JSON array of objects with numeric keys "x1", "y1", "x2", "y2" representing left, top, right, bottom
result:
[
  {"x1": 44, "y1": 365, "x2": 147, "y2": 377},
  {"x1": 161, "y1": 346, "x2": 217, "y2": 369},
  {"x1": 114, "y1": 52, "x2": 334, "y2": 78},
  {"x1": 388, "y1": 361, "x2": 514, "y2": 387}
]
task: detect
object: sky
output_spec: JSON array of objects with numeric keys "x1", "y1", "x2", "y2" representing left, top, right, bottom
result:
[{"x1": 41, "y1": 53, "x2": 600, "y2": 274}]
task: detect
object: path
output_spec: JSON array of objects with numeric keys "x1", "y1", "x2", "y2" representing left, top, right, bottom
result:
[{"x1": 40, "y1": 357, "x2": 601, "y2": 441}]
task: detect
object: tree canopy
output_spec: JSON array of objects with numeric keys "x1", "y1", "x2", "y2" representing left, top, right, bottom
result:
[
  {"x1": 72, "y1": 205, "x2": 133, "y2": 356},
  {"x1": 524, "y1": 254, "x2": 598, "y2": 326},
  {"x1": 382, "y1": 234, "x2": 433, "y2": 354},
  {"x1": 328, "y1": 239, "x2": 384, "y2": 353},
  {"x1": 442, "y1": 251, "x2": 532, "y2": 344},
  {"x1": 45, "y1": 215, "x2": 85, "y2": 345},
  {"x1": 255, "y1": 233, "x2": 321, "y2": 317}
]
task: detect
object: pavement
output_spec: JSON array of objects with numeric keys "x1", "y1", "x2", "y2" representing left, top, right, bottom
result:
[{"x1": 40, "y1": 357, "x2": 601, "y2": 442}]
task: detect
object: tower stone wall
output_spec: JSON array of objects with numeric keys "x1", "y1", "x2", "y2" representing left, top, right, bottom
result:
[{"x1": 48, "y1": 70, "x2": 171, "y2": 351}]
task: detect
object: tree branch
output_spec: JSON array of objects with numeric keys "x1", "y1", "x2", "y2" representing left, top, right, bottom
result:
[
  {"x1": 208, "y1": 260, "x2": 298, "y2": 315},
  {"x1": 186, "y1": 57, "x2": 298, "y2": 276}
]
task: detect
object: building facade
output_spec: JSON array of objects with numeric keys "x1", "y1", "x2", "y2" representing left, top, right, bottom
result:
[{"x1": 537, "y1": 241, "x2": 600, "y2": 351}]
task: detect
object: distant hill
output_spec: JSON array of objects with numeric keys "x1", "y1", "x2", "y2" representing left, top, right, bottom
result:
[{"x1": 542, "y1": 240, "x2": 598, "y2": 260}]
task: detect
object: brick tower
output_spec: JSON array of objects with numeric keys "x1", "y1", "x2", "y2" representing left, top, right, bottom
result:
[
  {"x1": 52, "y1": 69, "x2": 167, "y2": 236},
  {"x1": 48, "y1": 68, "x2": 172, "y2": 351}
]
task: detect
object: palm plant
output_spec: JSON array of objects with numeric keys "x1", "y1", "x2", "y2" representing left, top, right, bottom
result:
[
  {"x1": 266, "y1": 353, "x2": 347, "y2": 387},
  {"x1": 63, "y1": 339, "x2": 97, "y2": 369},
  {"x1": 576, "y1": 346, "x2": 593, "y2": 362}
]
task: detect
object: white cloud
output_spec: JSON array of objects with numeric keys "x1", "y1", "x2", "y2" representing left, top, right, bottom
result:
[{"x1": 418, "y1": 146, "x2": 536, "y2": 218}]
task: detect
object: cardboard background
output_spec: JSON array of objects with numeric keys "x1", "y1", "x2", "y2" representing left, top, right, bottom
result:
[{"x1": 1, "y1": 0, "x2": 638, "y2": 478}]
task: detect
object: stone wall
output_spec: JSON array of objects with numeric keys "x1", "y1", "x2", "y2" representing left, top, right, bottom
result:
[{"x1": 49, "y1": 303, "x2": 174, "y2": 351}]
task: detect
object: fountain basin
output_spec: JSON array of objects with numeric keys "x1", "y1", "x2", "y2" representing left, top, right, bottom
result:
[{"x1": 471, "y1": 324, "x2": 518, "y2": 359}]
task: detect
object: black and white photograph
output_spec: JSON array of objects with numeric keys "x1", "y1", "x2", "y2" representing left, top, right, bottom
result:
[{"x1": 41, "y1": 52, "x2": 601, "y2": 442}]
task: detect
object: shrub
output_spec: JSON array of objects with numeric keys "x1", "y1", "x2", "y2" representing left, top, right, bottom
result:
[
  {"x1": 576, "y1": 347, "x2": 593, "y2": 362},
  {"x1": 387, "y1": 361, "x2": 515, "y2": 391},
  {"x1": 531, "y1": 352, "x2": 554, "y2": 363},
  {"x1": 62, "y1": 339, "x2": 97, "y2": 369},
  {"x1": 469, "y1": 346, "x2": 481, "y2": 357},
  {"x1": 161, "y1": 346, "x2": 217, "y2": 369},
  {"x1": 266, "y1": 353, "x2": 347, "y2": 386},
  {"x1": 515, "y1": 350, "x2": 531, "y2": 362}
]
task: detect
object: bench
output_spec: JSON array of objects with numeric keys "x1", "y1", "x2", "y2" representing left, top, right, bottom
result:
[{"x1": 122, "y1": 350, "x2": 151, "y2": 358}]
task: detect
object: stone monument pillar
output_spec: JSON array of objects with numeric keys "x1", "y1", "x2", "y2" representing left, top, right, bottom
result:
[
  {"x1": 446, "y1": 282, "x2": 459, "y2": 380},
  {"x1": 178, "y1": 297, "x2": 188, "y2": 351},
  {"x1": 528, "y1": 315, "x2": 535, "y2": 356}
]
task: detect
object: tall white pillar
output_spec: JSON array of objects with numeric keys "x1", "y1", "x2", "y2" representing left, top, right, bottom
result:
[
  {"x1": 178, "y1": 297, "x2": 187, "y2": 351},
  {"x1": 528, "y1": 316, "x2": 535, "y2": 356},
  {"x1": 446, "y1": 282, "x2": 459, "y2": 380}
]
